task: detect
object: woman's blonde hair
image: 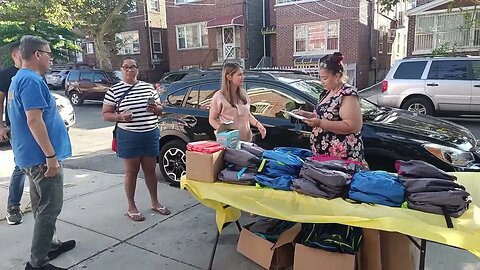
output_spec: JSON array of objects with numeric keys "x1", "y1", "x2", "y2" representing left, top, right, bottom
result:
[{"x1": 221, "y1": 63, "x2": 248, "y2": 107}]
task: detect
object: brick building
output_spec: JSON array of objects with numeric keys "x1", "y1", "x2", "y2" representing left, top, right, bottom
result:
[
  {"x1": 165, "y1": 0, "x2": 264, "y2": 70},
  {"x1": 74, "y1": 0, "x2": 169, "y2": 83},
  {"x1": 407, "y1": 0, "x2": 480, "y2": 57},
  {"x1": 265, "y1": 0, "x2": 411, "y2": 89}
]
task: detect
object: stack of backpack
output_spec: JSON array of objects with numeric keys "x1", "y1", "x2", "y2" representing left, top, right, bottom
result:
[
  {"x1": 291, "y1": 159, "x2": 354, "y2": 199},
  {"x1": 396, "y1": 160, "x2": 472, "y2": 222},
  {"x1": 219, "y1": 144, "x2": 262, "y2": 185},
  {"x1": 348, "y1": 171, "x2": 405, "y2": 207},
  {"x1": 254, "y1": 148, "x2": 308, "y2": 190}
]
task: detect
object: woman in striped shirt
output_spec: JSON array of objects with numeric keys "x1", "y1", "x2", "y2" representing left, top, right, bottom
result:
[{"x1": 102, "y1": 57, "x2": 170, "y2": 222}]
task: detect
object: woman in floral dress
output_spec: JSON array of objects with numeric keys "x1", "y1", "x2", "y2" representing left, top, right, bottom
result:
[{"x1": 293, "y1": 52, "x2": 365, "y2": 163}]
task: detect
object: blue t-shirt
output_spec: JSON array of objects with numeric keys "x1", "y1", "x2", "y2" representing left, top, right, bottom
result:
[{"x1": 7, "y1": 68, "x2": 71, "y2": 168}]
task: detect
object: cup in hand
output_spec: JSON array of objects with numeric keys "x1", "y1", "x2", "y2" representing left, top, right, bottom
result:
[{"x1": 122, "y1": 108, "x2": 133, "y2": 122}]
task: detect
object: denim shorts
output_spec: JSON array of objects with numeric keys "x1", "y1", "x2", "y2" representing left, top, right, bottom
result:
[{"x1": 116, "y1": 127, "x2": 160, "y2": 159}]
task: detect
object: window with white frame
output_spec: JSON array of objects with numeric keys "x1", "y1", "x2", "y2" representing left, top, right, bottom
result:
[
  {"x1": 151, "y1": 0, "x2": 159, "y2": 11},
  {"x1": 116, "y1": 31, "x2": 140, "y2": 55},
  {"x1": 294, "y1": 21, "x2": 339, "y2": 54},
  {"x1": 86, "y1": 43, "x2": 94, "y2": 54},
  {"x1": 175, "y1": 0, "x2": 199, "y2": 4},
  {"x1": 415, "y1": 11, "x2": 480, "y2": 52},
  {"x1": 127, "y1": 0, "x2": 137, "y2": 13},
  {"x1": 276, "y1": 0, "x2": 306, "y2": 4},
  {"x1": 176, "y1": 22, "x2": 208, "y2": 50},
  {"x1": 152, "y1": 30, "x2": 162, "y2": 53}
]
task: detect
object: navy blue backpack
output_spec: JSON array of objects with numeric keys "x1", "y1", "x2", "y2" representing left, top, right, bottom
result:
[{"x1": 348, "y1": 171, "x2": 405, "y2": 207}]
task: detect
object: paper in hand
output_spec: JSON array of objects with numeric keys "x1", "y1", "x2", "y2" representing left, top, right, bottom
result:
[{"x1": 282, "y1": 110, "x2": 306, "y2": 120}]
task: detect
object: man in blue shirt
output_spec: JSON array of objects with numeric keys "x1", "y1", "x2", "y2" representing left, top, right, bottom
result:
[
  {"x1": 8, "y1": 35, "x2": 76, "y2": 270},
  {"x1": 0, "y1": 41, "x2": 27, "y2": 225}
]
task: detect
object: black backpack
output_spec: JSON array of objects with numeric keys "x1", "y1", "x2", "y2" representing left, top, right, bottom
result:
[{"x1": 300, "y1": 223, "x2": 363, "y2": 255}]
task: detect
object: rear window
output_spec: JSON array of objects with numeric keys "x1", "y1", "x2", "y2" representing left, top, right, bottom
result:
[
  {"x1": 163, "y1": 73, "x2": 186, "y2": 82},
  {"x1": 427, "y1": 60, "x2": 468, "y2": 80},
  {"x1": 67, "y1": 70, "x2": 80, "y2": 82},
  {"x1": 393, "y1": 61, "x2": 427, "y2": 79},
  {"x1": 80, "y1": 72, "x2": 94, "y2": 82}
]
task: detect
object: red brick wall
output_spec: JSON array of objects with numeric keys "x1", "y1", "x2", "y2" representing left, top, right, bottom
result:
[
  {"x1": 166, "y1": 0, "x2": 247, "y2": 70},
  {"x1": 273, "y1": 0, "x2": 371, "y2": 89}
]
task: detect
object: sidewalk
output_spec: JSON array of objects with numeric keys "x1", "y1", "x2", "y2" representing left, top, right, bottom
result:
[{"x1": 0, "y1": 168, "x2": 479, "y2": 270}]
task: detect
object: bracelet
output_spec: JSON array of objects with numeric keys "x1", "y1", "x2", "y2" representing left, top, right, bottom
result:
[
  {"x1": 255, "y1": 120, "x2": 259, "y2": 127},
  {"x1": 46, "y1": 154, "x2": 56, "y2": 159}
]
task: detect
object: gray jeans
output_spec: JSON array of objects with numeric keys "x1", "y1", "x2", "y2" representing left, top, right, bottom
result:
[{"x1": 23, "y1": 164, "x2": 64, "y2": 268}]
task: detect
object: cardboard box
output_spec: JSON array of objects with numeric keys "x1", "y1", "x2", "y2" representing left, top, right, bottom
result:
[
  {"x1": 294, "y1": 244, "x2": 356, "y2": 270},
  {"x1": 237, "y1": 223, "x2": 301, "y2": 270},
  {"x1": 379, "y1": 231, "x2": 420, "y2": 270},
  {"x1": 358, "y1": 229, "x2": 419, "y2": 270},
  {"x1": 186, "y1": 150, "x2": 224, "y2": 183},
  {"x1": 358, "y1": 229, "x2": 382, "y2": 270}
]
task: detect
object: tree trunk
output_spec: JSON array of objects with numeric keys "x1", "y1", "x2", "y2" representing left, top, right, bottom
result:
[{"x1": 93, "y1": 34, "x2": 112, "y2": 70}]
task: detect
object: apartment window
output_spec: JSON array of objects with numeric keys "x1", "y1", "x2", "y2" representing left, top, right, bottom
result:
[
  {"x1": 175, "y1": 0, "x2": 199, "y2": 4},
  {"x1": 127, "y1": 0, "x2": 137, "y2": 13},
  {"x1": 116, "y1": 31, "x2": 140, "y2": 55},
  {"x1": 294, "y1": 20, "x2": 339, "y2": 54},
  {"x1": 415, "y1": 12, "x2": 480, "y2": 52},
  {"x1": 86, "y1": 43, "x2": 94, "y2": 55},
  {"x1": 276, "y1": 0, "x2": 307, "y2": 4},
  {"x1": 151, "y1": 0, "x2": 159, "y2": 11},
  {"x1": 176, "y1": 22, "x2": 208, "y2": 50},
  {"x1": 152, "y1": 31, "x2": 162, "y2": 53}
]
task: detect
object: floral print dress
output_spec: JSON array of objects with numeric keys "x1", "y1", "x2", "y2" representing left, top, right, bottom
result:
[{"x1": 310, "y1": 84, "x2": 366, "y2": 163}]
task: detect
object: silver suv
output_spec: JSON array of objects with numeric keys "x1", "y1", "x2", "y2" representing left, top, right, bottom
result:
[{"x1": 378, "y1": 56, "x2": 480, "y2": 115}]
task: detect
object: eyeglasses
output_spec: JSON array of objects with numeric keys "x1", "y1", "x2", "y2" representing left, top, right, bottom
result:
[
  {"x1": 319, "y1": 62, "x2": 328, "y2": 68},
  {"x1": 122, "y1": 65, "x2": 138, "y2": 70},
  {"x1": 37, "y1": 50, "x2": 52, "y2": 57}
]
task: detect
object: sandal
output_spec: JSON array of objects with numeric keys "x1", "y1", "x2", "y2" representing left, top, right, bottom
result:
[
  {"x1": 126, "y1": 211, "x2": 145, "y2": 222},
  {"x1": 151, "y1": 206, "x2": 171, "y2": 215}
]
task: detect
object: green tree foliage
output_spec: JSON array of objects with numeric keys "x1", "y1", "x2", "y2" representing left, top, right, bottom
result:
[
  {"x1": 0, "y1": 0, "x2": 80, "y2": 66},
  {"x1": 1, "y1": 0, "x2": 136, "y2": 69},
  {"x1": 73, "y1": 0, "x2": 136, "y2": 69}
]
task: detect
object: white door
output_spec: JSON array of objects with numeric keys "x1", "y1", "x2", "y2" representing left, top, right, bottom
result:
[
  {"x1": 470, "y1": 60, "x2": 480, "y2": 112},
  {"x1": 222, "y1": 27, "x2": 235, "y2": 60},
  {"x1": 425, "y1": 60, "x2": 471, "y2": 112}
]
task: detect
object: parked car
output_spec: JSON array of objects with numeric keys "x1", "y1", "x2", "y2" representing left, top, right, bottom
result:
[
  {"x1": 65, "y1": 69, "x2": 120, "y2": 106},
  {"x1": 45, "y1": 69, "x2": 70, "y2": 90},
  {"x1": 52, "y1": 92, "x2": 76, "y2": 128},
  {"x1": 378, "y1": 56, "x2": 480, "y2": 116},
  {"x1": 154, "y1": 69, "x2": 220, "y2": 93},
  {"x1": 156, "y1": 71, "x2": 480, "y2": 183},
  {"x1": 1, "y1": 92, "x2": 75, "y2": 147}
]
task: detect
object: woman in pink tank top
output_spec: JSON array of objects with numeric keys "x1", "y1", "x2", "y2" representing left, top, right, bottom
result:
[{"x1": 208, "y1": 63, "x2": 266, "y2": 142}]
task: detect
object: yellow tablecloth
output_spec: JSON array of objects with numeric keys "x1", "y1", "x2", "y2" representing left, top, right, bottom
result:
[{"x1": 181, "y1": 172, "x2": 480, "y2": 257}]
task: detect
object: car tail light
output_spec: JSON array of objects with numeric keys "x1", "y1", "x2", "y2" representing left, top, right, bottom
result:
[
  {"x1": 381, "y1": 80, "x2": 388, "y2": 93},
  {"x1": 155, "y1": 82, "x2": 161, "y2": 90}
]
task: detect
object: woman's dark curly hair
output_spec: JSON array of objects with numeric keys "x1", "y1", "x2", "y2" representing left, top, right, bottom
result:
[{"x1": 320, "y1": 52, "x2": 345, "y2": 75}]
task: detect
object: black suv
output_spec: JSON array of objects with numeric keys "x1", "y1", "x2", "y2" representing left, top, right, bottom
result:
[
  {"x1": 65, "y1": 69, "x2": 120, "y2": 106},
  {"x1": 157, "y1": 71, "x2": 480, "y2": 183},
  {"x1": 154, "y1": 69, "x2": 220, "y2": 93}
]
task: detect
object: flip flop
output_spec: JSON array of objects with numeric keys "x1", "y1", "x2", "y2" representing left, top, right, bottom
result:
[
  {"x1": 151, "y1": 206, "x2": 171, "y2": 215},
  {"x1": 126, "y1": 211, "x2": 145, "y2": 222}
]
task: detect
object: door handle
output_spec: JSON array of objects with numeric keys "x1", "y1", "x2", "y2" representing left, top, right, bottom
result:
[
  {"x1": 427, "y1": 83, "x2": 438, "y2": 87},
  {"x1": 474, "y1": 85, "x2": 480, "y2": 88}
]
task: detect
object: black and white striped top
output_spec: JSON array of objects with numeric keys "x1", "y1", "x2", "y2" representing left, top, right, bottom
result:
[{"x1": 104, "y1": 81, "x2": 160, "y2": 132}]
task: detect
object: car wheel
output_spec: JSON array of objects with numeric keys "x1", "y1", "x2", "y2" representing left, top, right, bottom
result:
[
  {"x1": 159, "y1": 139, "x2": 187, "y2": 184},
  {"x1": 69, "y1": 91, "x2": 84, "y2": 106},
  {"x1": 401, "y1": 97, "x2": 434, "y2": 115}
]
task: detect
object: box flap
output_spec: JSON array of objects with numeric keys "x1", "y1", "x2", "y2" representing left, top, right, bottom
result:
[
  {"x1": 237, "y1": 228, "x2": 275, "y2": 269},
  {"x1": 272, "y1": 223, "x2": 301, "y2": 249}
]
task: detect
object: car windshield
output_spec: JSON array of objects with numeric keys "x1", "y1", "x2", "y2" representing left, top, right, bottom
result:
[
  {"x1": 106, "y1": 71, "x2": 121, "y2": 82},
  {"x1": 279, "y1": 78, "x2": 324, "y2": 100},
  {"x1": 285, "y1": 77, "x2": 383, "y2": 117}
]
